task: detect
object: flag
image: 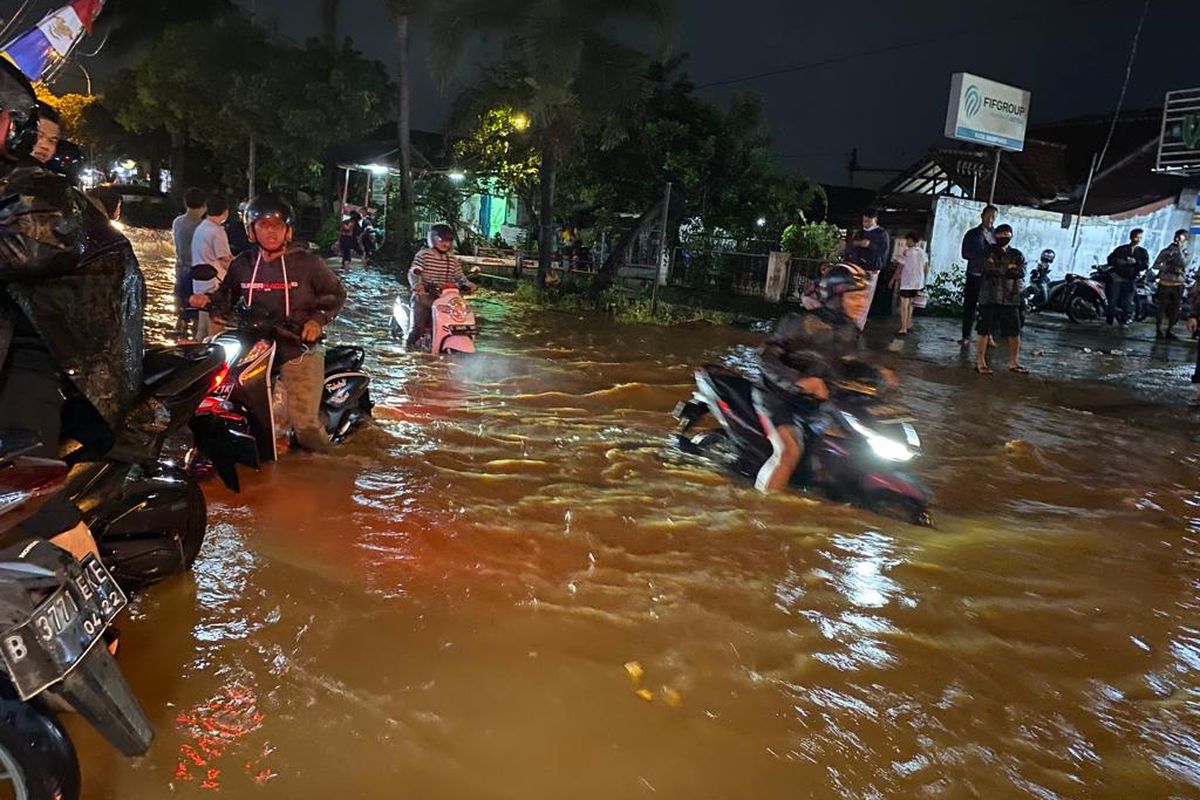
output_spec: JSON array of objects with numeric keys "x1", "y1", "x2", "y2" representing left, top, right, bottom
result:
[{"x1": 2, "y1": 0, "x2": 106, "y2": 82}]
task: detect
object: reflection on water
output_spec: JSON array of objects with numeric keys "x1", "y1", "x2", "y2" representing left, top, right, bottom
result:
[{"x1": 70, "y1": 229, "x2": 1200, "y2": 798}]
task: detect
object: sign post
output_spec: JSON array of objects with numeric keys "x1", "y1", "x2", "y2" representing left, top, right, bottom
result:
[{"x1": 945, "y1": 73, "x2": 1032, "y2": 204}]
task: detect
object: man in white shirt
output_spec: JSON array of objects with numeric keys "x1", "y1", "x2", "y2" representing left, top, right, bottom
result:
[
  {"x1": 888, "y1": 232, "x2": 929, "y2": 336},
  {"x1": 190, "y1": 193, "x2": 234, "y2": 340}
]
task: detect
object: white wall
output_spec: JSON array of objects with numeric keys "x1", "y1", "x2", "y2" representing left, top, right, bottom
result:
[{"x1": 928, "y1": 192, "x2": 1196, "y2": 280}]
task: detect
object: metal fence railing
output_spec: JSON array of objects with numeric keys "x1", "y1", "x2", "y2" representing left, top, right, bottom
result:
[{"x1": 668, "y1": 249, "x2": 770, "y2": 297}]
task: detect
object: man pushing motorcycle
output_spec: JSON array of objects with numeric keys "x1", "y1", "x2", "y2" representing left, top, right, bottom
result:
[
  {"x1": 191, "y1": 194, "x2": 346, "y2": 453},
  {"x1": 754, "y1": 263, "x2": 895, "y2": 493}
]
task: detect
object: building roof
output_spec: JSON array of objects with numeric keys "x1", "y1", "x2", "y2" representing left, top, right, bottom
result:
[{"x1": 878, "y1": 108, "x2": 1188, "y2": 215}]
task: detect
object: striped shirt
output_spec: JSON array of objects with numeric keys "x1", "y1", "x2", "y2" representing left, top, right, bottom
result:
[{"x1": 409, "y1": 247, "x2": 464, "y2": 288}]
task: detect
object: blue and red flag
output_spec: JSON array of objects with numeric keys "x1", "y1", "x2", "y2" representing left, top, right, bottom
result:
[{"x1": 2, "y1": 0, "x2": 106, "y2": 82}]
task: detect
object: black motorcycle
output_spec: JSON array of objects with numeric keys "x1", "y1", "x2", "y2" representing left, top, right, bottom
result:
[
  {"x1": 674, "y1": 365, "x2": 932, "y2": 525},
  {"x1": 188, "y1": 304, "x2": 373, "y2": 492},
  {"x1": 0, "y1": 430, "x2": 154, "y2": 800},
  {"x1": 62, "y1": 344, "x2": 226, "y2": 590}
]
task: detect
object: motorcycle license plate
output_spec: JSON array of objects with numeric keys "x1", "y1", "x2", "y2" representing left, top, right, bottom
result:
[{"x1": 0, "y1": 555, "x2": 127, "y2": 700}]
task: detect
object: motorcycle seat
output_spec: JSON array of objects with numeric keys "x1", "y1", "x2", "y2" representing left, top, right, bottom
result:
[
  {"x1": 141, "y1": 344, "x2": 225, "y2": 399},
  {"x1": 325, "y1": 345, "x2": 365, "y2": 374}
]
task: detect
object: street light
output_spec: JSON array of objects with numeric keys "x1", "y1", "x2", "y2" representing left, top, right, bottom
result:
[
  {"x1": 511, "y1": 112, "x2": 531, "y2": 132},
  {"x1": 367, "y1": 163, "x2": 390, "y2": 175},
  {"x1": 448, "y1": 171, "x2": 467, "y2": 183},
  {"x1": 756, "y1": 217, "x2": 767, "y2": 227}
]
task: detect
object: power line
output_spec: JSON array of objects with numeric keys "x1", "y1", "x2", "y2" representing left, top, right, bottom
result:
[
  {"x1": 694, "y1": 0, "x2": 1099, "y2": 91},
  {"x1": 1094, "y1": 0, "x2": 1151, "y2": 174}
]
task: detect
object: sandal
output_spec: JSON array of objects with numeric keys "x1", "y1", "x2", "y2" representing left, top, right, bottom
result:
[
  {"x1": 1009, "y1": 365, "x2": 1029, "y2": 374},
  {"x1": 975, "y1": 365, "x2": 994, "y2": 375}
]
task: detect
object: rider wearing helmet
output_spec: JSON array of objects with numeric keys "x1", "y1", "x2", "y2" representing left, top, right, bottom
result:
[
  {"x1": 0, "y1": 58, "x2": 146, "y2": 559},
  {"x1": 406, "y1": 223, "x2": 474, "y2": 350},
  {"x1": 754, "y1": 263, "x2": 889, "y2": 493},
  {"x1": 191, "y1": 193, "x2": 346, "y2": 453}
]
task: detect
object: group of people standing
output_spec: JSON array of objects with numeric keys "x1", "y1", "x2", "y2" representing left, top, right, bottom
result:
[{"x1": 959, "y1": 205, "x2": 1028, "y2": 374}]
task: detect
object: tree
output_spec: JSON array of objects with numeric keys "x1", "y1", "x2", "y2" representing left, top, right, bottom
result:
[
  {"x1": 432, "y1": 0, "x2": 670, "y2": 287},
  {"x1": 112, "y1": 14, "x2": 391, "y2": 197},
  {"x1": 33, "y1": 84, "x2": 99, "y2": 148},
  {"x1": 560, "y1": 58, "x2": 825, "y2": 296},
  {"x1": 453, "y1": 106, "x2": 540, "y2": 221},
  {"x1": 383, "y1": 0, "x2": 434, "y2": 259}
]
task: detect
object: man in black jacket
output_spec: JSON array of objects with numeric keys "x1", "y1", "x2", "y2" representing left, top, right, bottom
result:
[
  {"x1": 1105, "y1": 228, "x2": 1149, "y2": 326},
  {"x1": 0, "y1": 60, "x2": 145, "y2": 558},
  {"x1": 191, "y1": 194, "x2": 346, "y2": 452}
]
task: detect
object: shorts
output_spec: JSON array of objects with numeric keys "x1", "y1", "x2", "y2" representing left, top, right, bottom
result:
[
  {"x1": 0, "y1": 353, "x2": 82, "y2": 538},
  {"x1": 898, "y1": 289, "x2": 920, "y2": 299},
  {"x1": 976, "y1": 304, "x2": 1021, "y2": 338}
]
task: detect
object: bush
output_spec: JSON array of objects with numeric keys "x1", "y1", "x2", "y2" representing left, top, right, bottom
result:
[
  {"x1": 509, "y1": 279, "x2": 732, "y2": 326},
  {"x1": 313, "y1": 215, "x2": 341, "y2": 254},
  {"x1": 925, "y1": 265, "x2": 966, "y2": 316},
  {"x1": 780, "y1": 221, "x2": 841, "y2": 260}
]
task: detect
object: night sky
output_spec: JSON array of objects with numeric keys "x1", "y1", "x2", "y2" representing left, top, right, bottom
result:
[{"x1": 58, "y1": 0, "x2": 1200, "y2": 185}]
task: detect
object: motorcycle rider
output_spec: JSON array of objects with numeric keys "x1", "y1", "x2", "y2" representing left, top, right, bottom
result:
[
  {"x1": 191, "y1": 194, "x2": 346, "y2": 453},
  {"x1": 0, "y1": 62, "x2": 146, "y2": 562},
  {"x1": 1105, "y1": 229, "x2": 1150, "y2": 326},
  {"x1": 754, "y1": 263, "x2": 892, "y2": 494},
  {"x1": 406, "y1": 223, "x2": 474, "y2": 350},
  {"x1": 1154, "y1": 229, "x2": 1191, "y2": 340}
]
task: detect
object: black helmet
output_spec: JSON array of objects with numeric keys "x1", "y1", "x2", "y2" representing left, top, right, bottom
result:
[
  {"x1": 818, "y1": 263, "x2": 868, "y2": 302},
  {"x1": 0, "y1": 58, "x2": 39, "y2": 162},
  {"x1": 1040, "y1": 249, "x2": 1056, "y2": 264},
  {"x1": 428, "y1": 223, "x2": 455, "y2": 248},
  {"x1": 244, "y1": 193, "x2": 295, "y2": 240}
]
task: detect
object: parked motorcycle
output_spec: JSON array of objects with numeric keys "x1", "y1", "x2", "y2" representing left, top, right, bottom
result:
[
  {"x1": 0, "y1": 431, "x2": 154, "y2": 800},
  {"x1": 63, "y1": 343, "x2": 226, "y2": 590},
  {"x1": 673, "y1": 365, "x2": 932, "y2": 526},
  {"x1": 390, "y1": 267, "x2": 482, "y2": 354},
  {"x1": 188, "y1": 304, "x2": 373, "y2": 492}
]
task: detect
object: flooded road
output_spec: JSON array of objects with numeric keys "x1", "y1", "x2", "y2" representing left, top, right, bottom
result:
[{"x1": 74, "y1": 230, "x2": 1200, "y2": 798}]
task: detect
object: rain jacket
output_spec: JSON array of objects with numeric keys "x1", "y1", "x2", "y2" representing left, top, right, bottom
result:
[
  {"x1": 759, "y1": 307, "x2": 863, "y2": 400},
  {"x1": 0, "y1": 161, "x2": 145, "y2": 433}
]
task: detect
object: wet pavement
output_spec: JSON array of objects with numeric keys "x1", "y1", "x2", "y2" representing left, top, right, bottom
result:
[{"x1": 68, "y1": 230, "x2": 1200, "y2": 799}]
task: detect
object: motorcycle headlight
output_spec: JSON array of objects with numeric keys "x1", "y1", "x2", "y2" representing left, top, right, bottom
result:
[{"x1": 843, "y1": 413, "x2": 917, "y2": 462}]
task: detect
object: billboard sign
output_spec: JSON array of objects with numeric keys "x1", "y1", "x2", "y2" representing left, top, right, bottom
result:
[
  {"x1": 1156, "y1": 87, "x2": 1200, "y2": 175},
  {"x1": 945, "y1": 72, "x2": 1031, "y2": 152}
]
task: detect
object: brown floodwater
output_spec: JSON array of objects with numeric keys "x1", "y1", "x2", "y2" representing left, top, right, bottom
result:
[{"x1": 66, "y1": 229, "x2": 1200, "y2": 798}]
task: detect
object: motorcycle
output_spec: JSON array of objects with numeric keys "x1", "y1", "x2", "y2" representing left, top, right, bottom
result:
[
  {"x1": 390, "y1": 267, "x2": 482, "y2": 354},
  {"x1": 0, "y1": 430, "x2": 154, "y2": 800},
  {"x1": 187, "y1": 304, "x2": 373, "y2": 492},
  {"x1": 673, "y1": 365, "x2": 933, "y2": 526},
  {"x1": 64, "y1": 343, "x2": 227, "y2": 590}
]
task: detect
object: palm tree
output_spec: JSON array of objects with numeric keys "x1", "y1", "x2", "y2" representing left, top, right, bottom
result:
[
  {"x1": 383, "y1": 0, "x2": 433, "y2": 257},
  {"x1": 432, "y1": 0, "x2": 670, "y2": 287},
  {"x1": 321, "y1": 0, "x2": 339, "y2": 49}
]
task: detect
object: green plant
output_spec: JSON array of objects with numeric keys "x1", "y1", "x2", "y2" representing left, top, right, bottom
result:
[
  {"x1": 925, "y1": 265, "x2": 966, "y2": 316},
  {"x1": 313, "y1": 215, "x2": 341, "y2": 253},
  {"x1": 780, "y1": 221, "x2": 840, "y2": 260}
]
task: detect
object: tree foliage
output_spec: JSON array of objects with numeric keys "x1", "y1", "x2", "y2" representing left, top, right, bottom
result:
[
  {"x1": 110, "y1": 13, "x2": 392, "y2": 191},
  {"x1": 453, "y1": 106, "x2": 540, "y2": 205},
  {"x1": 33, "y1": 84, "x2": 99, "y2": 148}
]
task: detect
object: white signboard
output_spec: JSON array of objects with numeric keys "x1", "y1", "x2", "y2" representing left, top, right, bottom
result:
[{"x1": 945, "y1": 72, "x2": 1031, "y2": 152}]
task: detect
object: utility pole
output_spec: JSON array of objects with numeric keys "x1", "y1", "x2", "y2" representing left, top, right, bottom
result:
[
  {"x1": 987, "y1": 148, "x2": 1001, "y2": 205},
  {"x1": 651, "y1": 181, "x2": 673, "y2": 314}
]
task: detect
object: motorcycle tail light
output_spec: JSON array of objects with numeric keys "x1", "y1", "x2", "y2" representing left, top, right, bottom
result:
[{"x1": 209, "y1": 363, "x2": 230, "y2": 392}]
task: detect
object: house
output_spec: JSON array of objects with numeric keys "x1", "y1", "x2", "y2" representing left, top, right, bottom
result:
[{"x1": 878, "y1": 111, "x2": 1199, "y2": 277}]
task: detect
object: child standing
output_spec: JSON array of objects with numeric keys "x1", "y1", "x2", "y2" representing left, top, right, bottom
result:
[{"x1": 890, "y1": 232, "x2": 929, "y2": 336}]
